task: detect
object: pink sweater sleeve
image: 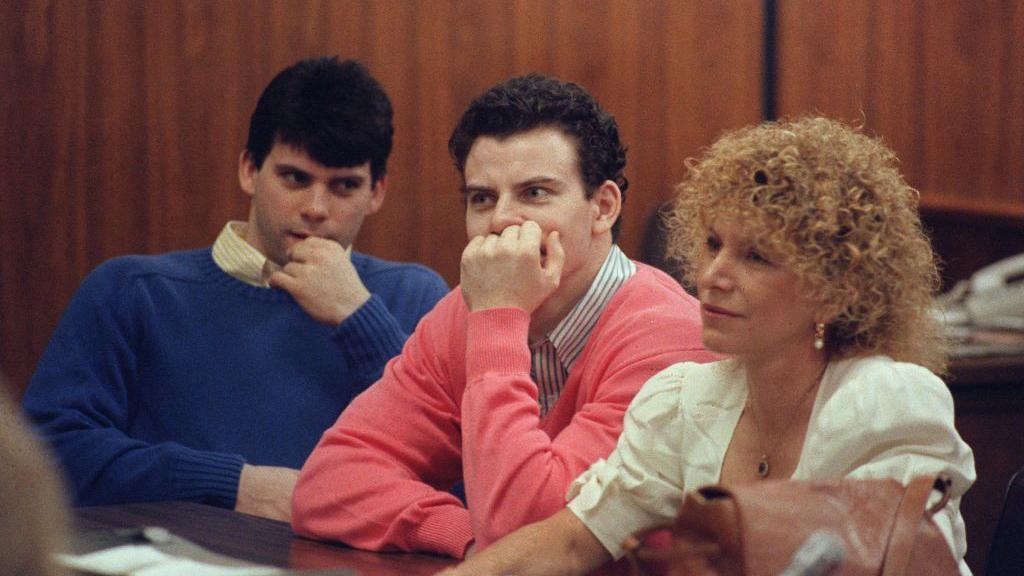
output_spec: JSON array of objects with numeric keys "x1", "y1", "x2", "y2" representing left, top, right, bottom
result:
[
  {"x1": 291, "y1": 295, "x2": 475, "y2": 558},
  {"x1": 461, "y1": 275, "x2": 714, "y2": 549}
]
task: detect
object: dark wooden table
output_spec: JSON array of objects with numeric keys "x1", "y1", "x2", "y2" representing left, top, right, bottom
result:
[{"x1": 74, "y1": 501, "x2": 458, "y2": 576}]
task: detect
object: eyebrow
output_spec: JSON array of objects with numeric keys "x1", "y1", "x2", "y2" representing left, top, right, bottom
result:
[
  {"x1": 273, "y1": 162, "x2": 308, "y2": 174},
  {"x1": 274, "y1": 162, "x2": 366, "y2": 184},
  {"x1": 517, "y1": 176, "x2": 562, "y2": 189},
  {"x1": 331, "y1": 174, "x2": 366, "y2": 185},
  {"x1": 462, "y1": 175, "x2": 563, "y2": 195}
]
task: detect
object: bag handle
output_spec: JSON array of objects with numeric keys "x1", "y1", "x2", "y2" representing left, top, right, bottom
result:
[{"x1": 880, "y1": 475, "x2": 951, "y2": 576}]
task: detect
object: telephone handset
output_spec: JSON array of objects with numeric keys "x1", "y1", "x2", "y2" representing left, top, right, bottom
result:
[{"x1": 940, "y1": 253, "x2": 1024, "y2": 330}]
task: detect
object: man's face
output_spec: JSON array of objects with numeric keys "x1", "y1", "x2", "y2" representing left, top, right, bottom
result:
[
  {"x1": 463, "y1": 126, "x2": 614, "y2": 300},
  {"x1": 238, "y1": 142, "x2": 385, "y2": 265}
]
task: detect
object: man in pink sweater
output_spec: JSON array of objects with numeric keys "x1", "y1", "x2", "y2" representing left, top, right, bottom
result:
[{"x1": 291, "y1": 74, "x2": 713, "y2": 558}]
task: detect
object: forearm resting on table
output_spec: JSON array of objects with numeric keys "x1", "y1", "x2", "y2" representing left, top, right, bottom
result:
[
  {"x1": 235, "y1": 464, "x2": 299, "y2": 522},
  {"x1": 436, "y1": 509, "x2": 609, "y2": 576}
]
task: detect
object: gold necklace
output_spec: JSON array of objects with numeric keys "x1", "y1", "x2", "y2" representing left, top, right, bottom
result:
[{"x1": 746, "y1": 365, "x2": 826, "y2": 479}]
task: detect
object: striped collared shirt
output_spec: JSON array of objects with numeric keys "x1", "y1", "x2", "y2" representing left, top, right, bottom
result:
[
  {"x1": 532, "y1": 244, "x2": 637, "y2": 416},
  {"x1": 211, "y1": 221, "x2": 282, "y2": 287}
]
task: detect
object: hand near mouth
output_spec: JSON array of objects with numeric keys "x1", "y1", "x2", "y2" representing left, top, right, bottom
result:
[
  {"x1": 269, "y1": 236, "x2": 371, "y2": 325},
  {"x1": 460, "y1": 220, "x2": 565, "y2": 314}
]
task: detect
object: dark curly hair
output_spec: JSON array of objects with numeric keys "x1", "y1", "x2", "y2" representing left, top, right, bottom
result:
[
  {"x1": 246, "y1": 56, "x2": 393, "y2": 183},
  {"x1": 448, "y1": 74, "x2": 628, "y2": 239}
]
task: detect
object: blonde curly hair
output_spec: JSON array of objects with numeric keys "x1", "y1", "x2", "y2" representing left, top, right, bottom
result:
[{"x1": 666, "y1": 116, "x2": 947, "y2": 374}]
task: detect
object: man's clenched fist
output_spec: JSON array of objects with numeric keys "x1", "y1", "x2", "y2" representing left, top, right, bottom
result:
[
  {"x1": 460, "y1": 221, "x2": 565, "y2": 314},
  {"x1": 269, "y1": 237, "x2": 371, "y2": 325}
]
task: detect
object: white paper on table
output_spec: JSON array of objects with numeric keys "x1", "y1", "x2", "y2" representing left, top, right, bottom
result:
[
  {"x1": 56, "y1": 544, "x2": 282, "y2": 576},
  {"x1": 56, "y1": 545, "x2": 174, "y2": 574},
  {"x1": 133, "y1": 558, "x2": 281, "y2": 576}
]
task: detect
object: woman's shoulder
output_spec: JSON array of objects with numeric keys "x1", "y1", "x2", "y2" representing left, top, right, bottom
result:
[
  {"x1": 627, "y1": 359, "x2": 743, "y2": 419},
  {"x1": 815, "y1": 355, "x2": 956, "y2": 437},
  {"x1": 802, "y1": 355, "x2": 971, "y2": 482},
  {"x1": 825, "y1": 355, "x2": 950, "y2": 404}
]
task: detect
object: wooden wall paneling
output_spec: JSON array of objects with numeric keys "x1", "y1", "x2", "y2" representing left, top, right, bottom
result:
[
  {"x1": 0, "y1": 0, "x2": 24, "y2": 394},
  {"x1": 509, "y1": 0, "x2": 554, "y2": 71},
  {"x1": 2, "y1": 0, "x2": 94, "y2": 397},
  {"x1": 601, "y1": 0, "x2": 645, "y2": 255},
  {"x1": 628, "y1": 0, "x2": 675, "y2": 227},
  {"x1": 1002, "y1": 1, "x2": 1024, "y2": 208},
  {"x1": 410, "y1": 0, "x2": 483, "y2": 277},
  {"x1": 777, "y1": 0, "x2": 1024, "y2": 217},
  {"x1": 177, "y1": 0, "x2": 250, "y2": 245},
  {"x1": 920, "y1": 1, "x2": 1024, "y2": 213},
  {"x1": 776, "y1": 0, "x2": 874, "y2": 121},
  {"x1": 90, "y1": 1, "x2": 148, "y2": 258},
  {"x1": 369, "y1": 0, "x2": 466, "y2": 282},
  {"x1": 863, "y1": 0, "x2": 926, "y2": 197},
  {"x1": 143, "y1": 0, "x2": 184, "y2": 253},
  {"x1": 658, "y1": 1, "x2": 765, "y2": 198}
]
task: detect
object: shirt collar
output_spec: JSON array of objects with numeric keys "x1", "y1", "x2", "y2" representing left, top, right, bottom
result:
[
  {"x1": 545, "y1": 245, "x2": 636, "y2": 371},
  {"x1": 211, "y1": 221, "x2": 281, "y2": 287}
]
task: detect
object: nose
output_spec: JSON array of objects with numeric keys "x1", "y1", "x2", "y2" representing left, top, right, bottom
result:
[
  {"x1": 697, "y1": 252, "x2": 735, "y2": 294},
  {"x1": 488, "y1": 195, "x2": 525, "y2": 234},
  {"x1": 301, "y1": 187, "x2": 329, "y2": 222}
]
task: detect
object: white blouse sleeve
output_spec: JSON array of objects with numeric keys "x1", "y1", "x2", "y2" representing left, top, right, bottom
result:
[
  {"x1": 565, "y1": 363, "x2": 692, "y2": 559},
  {"x1": 802, "y1": 358, "x2": 977, "y2": 574}
]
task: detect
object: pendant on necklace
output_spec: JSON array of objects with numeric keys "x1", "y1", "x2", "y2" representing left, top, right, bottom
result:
[{"x1": 757, "y1": 455, "x2": 770, "y2": 478}]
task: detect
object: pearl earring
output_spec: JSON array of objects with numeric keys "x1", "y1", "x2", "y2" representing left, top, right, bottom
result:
[{"x1": 814, "y1": 322, "x2": 825, "y2": 350}]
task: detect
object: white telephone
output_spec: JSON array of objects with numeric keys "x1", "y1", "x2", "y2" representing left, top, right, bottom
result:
[{"x1": 939, "y1": 253, "x2": 1024, "y2": 330}]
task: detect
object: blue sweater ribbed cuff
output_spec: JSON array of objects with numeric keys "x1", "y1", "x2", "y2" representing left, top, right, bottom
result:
[
  {"x1": 334, "y1": 294, "x2": 406, "y2": 382},
  {"x1": 172, "y1": 448, "x2": 246, "y2": 509}
]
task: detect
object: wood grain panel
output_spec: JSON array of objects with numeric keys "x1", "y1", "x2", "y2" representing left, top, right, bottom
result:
[
  {"x1": 776, "y1": 0, "x2": 1024, "y2": 215},
  {"x1": 1, "y1": 0, "x2": 762, "y2": 396}
]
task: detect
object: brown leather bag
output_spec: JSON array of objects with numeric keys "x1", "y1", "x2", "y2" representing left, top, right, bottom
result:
[{"x1": 622, "y1": 476, "x2": 959, "y2": 576}]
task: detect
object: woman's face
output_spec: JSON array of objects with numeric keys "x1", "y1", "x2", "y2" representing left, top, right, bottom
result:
[{"x1": 695, "y1": 216, "x2": 821, "y2": 361}]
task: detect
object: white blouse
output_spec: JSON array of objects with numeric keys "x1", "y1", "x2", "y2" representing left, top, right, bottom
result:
[{"x1": 566, "y1": 356, "x2": 977, "y2": 574}]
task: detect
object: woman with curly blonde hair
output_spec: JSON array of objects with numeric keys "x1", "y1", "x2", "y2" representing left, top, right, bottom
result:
[
  {"x1": 440, "y1": 117, "x2": 976, "y2": 576},
  {"x1": 666, "y1": 115, "x2": 947, "y2": 374}
]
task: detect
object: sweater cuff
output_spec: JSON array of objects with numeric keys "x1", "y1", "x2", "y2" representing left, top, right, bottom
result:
[
  {"x1": 334, "y1": 294, "x2": 406, "y2": 380},
  {"x1": 465, "y1": 308, "x2": 532, "y2": 382},
  {"x1": 171, "y1": 448, "x2": 246, "y2": 509},
  {"x1": 411, "y1": 505, "x2": 475, "y2": 559}
]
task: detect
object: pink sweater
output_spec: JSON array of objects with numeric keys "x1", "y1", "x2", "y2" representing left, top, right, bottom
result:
[{"x1": 292, "y1": 264, "x2": 713, "y2": 558}]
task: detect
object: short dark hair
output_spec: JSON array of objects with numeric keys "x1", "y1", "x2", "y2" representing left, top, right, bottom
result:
[
  {"x1": 245, "y1": 56, "x2": 393, "y2": 183},
  {"x1": 448, "y1": 74, "x2": 628, "y2": 238}
]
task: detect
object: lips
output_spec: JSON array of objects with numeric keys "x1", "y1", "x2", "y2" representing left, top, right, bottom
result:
[{"x1": 702, "y1": 303, "x2": 741, "y2": 317}]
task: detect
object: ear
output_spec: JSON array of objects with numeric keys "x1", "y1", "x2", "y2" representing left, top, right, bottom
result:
[
  {"x1": 238, "y1": 150, "x2": 258, "y2": 197},
  {"x1": 590, "y1": 180, "x2": 622, "y2": 236},
  {"x1": 367, "y1": 174, "x2": 387, "y2": 215}
]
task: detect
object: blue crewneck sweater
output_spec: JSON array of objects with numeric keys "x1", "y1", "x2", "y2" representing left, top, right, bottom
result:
[{"x1": 23, "y1": 248, "x2": 447, "y2": 508}]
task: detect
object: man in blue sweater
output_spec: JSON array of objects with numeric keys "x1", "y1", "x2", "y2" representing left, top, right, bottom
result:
[{"x1": 22, "y1": 57, "x2": 448, "y2": 522}]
